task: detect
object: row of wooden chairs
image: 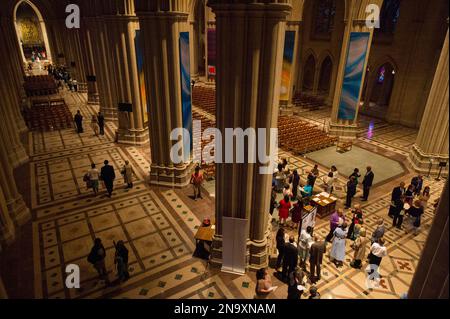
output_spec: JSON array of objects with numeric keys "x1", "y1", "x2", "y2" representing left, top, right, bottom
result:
[
  {"x1": 292, "y1": 92, "x2": 327, "y2": 110},
  {"x1": 23, "y1": 75, "x2": 58, "y2": 96},
  {"x1": 23, "y1": 99, "x2": 73, "y2": 131}
]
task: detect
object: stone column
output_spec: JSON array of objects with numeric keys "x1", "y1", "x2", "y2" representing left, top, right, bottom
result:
[
  {"x1": 408, "y1": 29, "x2": 449, "y2": 175},
  {"x1": 103, "y1": 11, "x2": 149, "y2": 145},
  {"x1": 408, "y1": 180, "x2": 449, "y2": 298},
  {"x1": 328, "y1": 1, "x2": 382, "y2": 139},
  {"x1": 208, "y1": 0, "x2": 290, "y2": 269},
  {"x1": 135, "y1": 0, "x2": 194, "y2": 186},
  {"x1": 0, "y1": 121, "x2": 30, "y2": 226},
  {"x1": 0, "y1": 276, "x2": 7, "y2": 299},
  {"x1": 0, "y1": 23, "x2": 28, "y2": 169},
  {"x1": 79, "y1": 21, "x2": 100, "y2": 105},
  {"x1": 0, "y1": 184, "x2": 15, "y2": 248}
]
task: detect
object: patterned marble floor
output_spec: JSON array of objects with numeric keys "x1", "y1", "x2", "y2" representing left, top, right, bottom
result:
[{"x1": 3, "y1": 88, "x2": 447, "y2": 299}]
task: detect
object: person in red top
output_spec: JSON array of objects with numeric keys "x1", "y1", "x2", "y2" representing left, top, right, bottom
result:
[
  {"x1": 278, "y1": 195, "x2": 292, "y2": 226},
  {"x1": 190, "y1": 166, "x2": 204, "y2": 200}
]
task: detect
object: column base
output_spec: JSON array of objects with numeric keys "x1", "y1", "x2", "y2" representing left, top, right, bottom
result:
[
  {"x1": 210, "y1": 230, "x2": 272, "y2": 271},
  {"x1": 149, "y1": 162, "x2": 195, "y2": 188},
  {"x1": 102, "y1": 106, "x2": 118, "y2": 121},
  {"x1": 279, "y1": 103, "x2": 294, "y2": 116},
  {"x1": 7, "y1": 197, "x2": 31, "y2": 226},
  {"x1": 408, "y1": 144, "x2": 449, "y2": 176},
  {"x1": 87, "y1": 93, "x2": 100, "y2": 105},
  {"x1": 8, "y1": 145, "x2": 29, "y2": 168},
  {"x1": 116, "y1": 128, "x2": 149, "y2": 145},
  {"x1": 328, "y1": 122, "x2": 359, "y2": 139}
]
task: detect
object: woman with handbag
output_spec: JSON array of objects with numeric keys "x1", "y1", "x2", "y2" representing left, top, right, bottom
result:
[
  {"x1": 87, "y1": 163, "x2": 100, "y2": 195},
  {"x1": 350, "y1": 228, "x2": 369, "y2": 269}
]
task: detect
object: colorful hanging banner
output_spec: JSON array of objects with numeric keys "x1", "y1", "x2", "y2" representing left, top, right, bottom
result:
[
  {"x1": 337, "y1": 32, "x2": 370, "y2": 120},
  {"x1": 280, "y1": 31, "x2": 295, "y2": 101},
  {"x1": 179, "y1": 31, "x2": 192, "y2": 160},
  {"x1": 134, "y1": 29, "x2": 149, "y2": 125}
]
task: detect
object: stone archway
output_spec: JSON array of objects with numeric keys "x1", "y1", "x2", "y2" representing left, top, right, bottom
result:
[
  {"x1": 318, "y1": 55, "x2": 333, "y2": 95},
  {"x1": 13, "y1": 0, "x2": 52, "y2": 64}
]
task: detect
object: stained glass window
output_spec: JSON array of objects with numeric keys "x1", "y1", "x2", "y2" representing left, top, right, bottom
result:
[
  {"x1": 378, "y1": 0, "x2": 401, "y2": 34},
  {"x1": 378, "y1": 66, "x2": 386, "y2": 83},
  {"x1": 313, "y1": 0, "x2": 336, "y2": 36}
]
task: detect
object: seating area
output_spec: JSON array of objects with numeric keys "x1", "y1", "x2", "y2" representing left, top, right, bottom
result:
[
  {"x1": 23, "y1": 98, "x2": 73, "y2": 131},
  {"x1": 292, "y1": 92, "x2": 327, "y2": 110},
  {"x1": 278, "y1": 116, "x2": 337, "y2": 154},
  {"x1": 23, "y1": 75, "x2": 58, "y2": 97},
  {"x1": 192, "y1": 110, "x2": 216, "y2": 180}
]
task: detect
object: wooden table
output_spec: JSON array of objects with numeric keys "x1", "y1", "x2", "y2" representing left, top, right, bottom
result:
[{"x1": 310, "y1": 192, "x2": 337, "y2": 217}]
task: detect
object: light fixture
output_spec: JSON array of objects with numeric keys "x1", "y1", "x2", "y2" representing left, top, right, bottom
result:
[{"x1": 392, "y1": 69, "x2": 396, "y2": 75}]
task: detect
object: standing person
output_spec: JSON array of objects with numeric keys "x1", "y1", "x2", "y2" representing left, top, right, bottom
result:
[
  {"x1": 310, "y1": 164, "x2": 319, "y2": 189},
  {"x1": 298, "y1": 226, "x2": 313, "y2": 270},
  {"x1": 190, "y1": 166, "x2": 204, "y2": 200},
  {"x1": 100, "y1": 160, "x2": 116, "y2": 197},
  {"x1": 121, "y1": 160, "x2": 134, "y2": 188},
  {"x1": 87, "y1": 238, "x2": 109, "y2": 284},
  {"x1": 278, "y1": 195, "x2": 291, "y2": 226},
  {"x1": 325, "y1": 208, "x2": 345, "y2": 242},
  {"x1": 282, "y1": 236, "x2": 298, "y2": 281},
  {"x1": 90, "y1": 115, "x2": 99, "y2": 136},
  {"x1": 419, "y1": 186, "x2": 431, "y2": 210},
  {"x1": 306, "y1": 170, "x2": 316, "y2": 188},
  {"x1": 330, "y1": 165, "x2": 339, "y2": 194},
  {"x1": 411, "y1": 175, "x2": 423, "y2": 196},
  {"x1": 371, "y1": 218, "x2": 385, "y2": 244},
  {"x1": 392, "y1": 195, "x2": 405, "y2": 229},
  {"x1": 360, "y1": 166, "x2": 374, "y2": 201},
  {"x1": 255, "y1": 268, "x2": 276, "y2": 299},
  {"x1": 290, "y1": 199, "x2": 303, "y2": 230},
  {"x1": 368, "y1": 238, "x2": 387, "y2": 271},
  {"x1": 345, "y1": 176, "x2": 357, "y2": 209},
  {"x1": 322, "y1": 171, "x2": 335, "y2": 194},
  {"x1": 330, "y1": 222, "x2": 348, "y2": 268},
  {"x1": 309, "y1": 235, "x2": 326, "y2": 283},
  {"x1": 347, "y1": 204, "x2": 363, "y2": 240},
  {"x1": 389, "y1": 182, "x2": 405, "y2": 218},
  {"x1": 74, "y1": 110, "x2": 83, "y2": 133},
  {"x1": 406, "y1": 200, "x2": 424, "y2": 235},
  {"x1": 97, "y1": 111, "x2": 105, "y2": 135},
  {"x1": 350, "y1": 228, "x2": 369, "y2": 269},
  {"x1": 114, "y1": 240, "x2": 130, "y2": 282},
  {"x1": 349, "y1": 168, "x2": 361, "y2": 184},
  {"x1": 275, "y1": 228, "x2": 286, "y2": 271},
  {"x1": 287, "y1": 268, "x2": 305, "y2": 300},
  {"x1": 88, "y1": 163, "x2": 100, "y2": 195},
  {"x1": 404, "y1": 184, "x2": 415, "y2": 205},
  {"x1": 269, "y1": 185, "x2": 277, "y2": 216},
  {"x1": 289, "y1": 169, "x2": 300, "y2": 199}
]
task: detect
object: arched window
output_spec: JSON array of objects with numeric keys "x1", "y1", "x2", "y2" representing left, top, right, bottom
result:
[
  {"x1": 378, "y1": 0, "x2": 401, "y2": 35},
  {"x1": 312, "y1": 0, "x2": 336, "y2": 38},
  {"x1": 318, "y1": 56, "x2": 333, "y2": 93},
  {"x1": 302, "y1": 55, "x2": 316, "y2": 91}
]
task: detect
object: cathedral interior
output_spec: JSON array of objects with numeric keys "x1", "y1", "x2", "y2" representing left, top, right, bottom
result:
[{"x1": 0, "y1": 0, "x2": 448, "y2": 300}]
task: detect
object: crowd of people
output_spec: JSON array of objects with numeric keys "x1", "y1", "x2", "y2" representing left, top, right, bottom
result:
[
  {"x1": 83, "y1": 159, "x2": 135, "y2": 197},
  {"x1": 260, "y1": 158, "x2": 436, "y2": 298}
]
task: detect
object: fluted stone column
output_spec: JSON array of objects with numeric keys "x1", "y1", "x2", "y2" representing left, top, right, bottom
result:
[
  {"x1": 408, "y1": 180, "x2": 449, "y2": 298},
  {"x1": 208, "y1": 0, "x2": 290, "y2": 269},
  {"x1": 0, "y1": 22, "x2": 28, "y2": 169},
  {"x1": 135, "y1": 0, "x2": 195, "y2": 186},
  {"x1": 79, "y1": 23, "x2": 100, "y2": 105},
  {"x1": 0, "y1": 123, "x2": 30, "y2": 226},
  {"x1": 0, "y1": 184, "x2": 15, "y2": 248},
  {"x1": 0, "y1": 276, "x2": 7, "y2": 299},
  {"x1": 328, "y1": 0, "x2": 382, "y2": 138},
  {"x1": 408, "y1": 29, "x2": 449, "y2": 175},
  {"x1": 103, "y1": 10, "x2": 149, "y2": 145}
]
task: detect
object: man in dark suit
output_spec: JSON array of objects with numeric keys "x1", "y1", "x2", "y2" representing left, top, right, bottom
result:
[
  {"x1": 97, "y1": 112, "x2": 105, "y2": 135},
  {"x1": 360, "y1": 166, "x2": 374, "y2": 201},
  {"x1": 388, "y1": 181, "x2": 405, "y2": 217},
  {"x1": 345, "y1": 176, "x2": 357, "y2": 208},
  {"x1": 282, "y1": 236, "x2": 298, "y2": 281},
  {"x1": 100, "y1": 160, "x2": 116, "y2": 197},
  {"x1": 309, "y1": 235, "x2": 327, "y2": 283}
]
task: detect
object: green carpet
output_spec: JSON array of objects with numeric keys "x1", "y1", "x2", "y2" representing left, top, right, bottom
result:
[{"x1": 305, "y1": 145, "x2": 404, "y2": 185}]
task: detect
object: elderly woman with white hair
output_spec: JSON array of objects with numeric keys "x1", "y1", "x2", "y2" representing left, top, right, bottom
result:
[
  {"x1": 121, "y1": 160, "x2": 135, "y2": 189},
  {"x1": 330, "y1": 220, "x2": 348, "y2": 268}
]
